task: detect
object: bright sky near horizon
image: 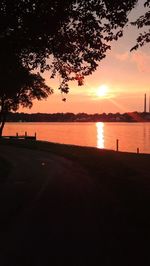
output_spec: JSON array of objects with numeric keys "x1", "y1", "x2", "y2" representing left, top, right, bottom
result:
[{"x1": 20, "y1": 1, "x2": 150, "y2": 114}]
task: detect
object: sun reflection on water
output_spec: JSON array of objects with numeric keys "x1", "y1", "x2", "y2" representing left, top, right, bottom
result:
[{"x1": 96, "y1": 122, "x2": 104, "y2": 149}]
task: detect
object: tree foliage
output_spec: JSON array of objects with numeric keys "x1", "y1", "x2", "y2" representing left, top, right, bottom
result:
[
  {"x1": 0, "y1": 60, "x2": 52, "y2": 135},
  {"x1": 0, "y1": 1, "x2": 149, "y2": 86},
  {"x1": 0, "y1": 0, "x2": 141, "y2": 91},
  {"x1": 130, "y1": 0, "x2": 150, "y2": 51}
]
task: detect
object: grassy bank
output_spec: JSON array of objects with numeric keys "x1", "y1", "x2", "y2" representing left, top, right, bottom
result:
[
  {"x1": 0, "y1": 138, "x2": 150, "y2": 190},
  {"x1": 1, "y1": 138, "x2": 150, "y2": 210}
]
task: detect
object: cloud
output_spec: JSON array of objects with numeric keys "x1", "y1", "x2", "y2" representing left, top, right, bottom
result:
[
  {"x1": 115, "y1": 51, "x2": 150, "y2": 73},
  {"x1": 131, "y1": 52, "x2": 150, "y2": 73},
  {"x1": 115, "y1": 51, "x2": 129, "y2": 61}
]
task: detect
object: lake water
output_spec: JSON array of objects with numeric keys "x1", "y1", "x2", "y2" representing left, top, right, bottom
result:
[{"x1": 3, "y1": 122, "x2": 150, "y2": 154}]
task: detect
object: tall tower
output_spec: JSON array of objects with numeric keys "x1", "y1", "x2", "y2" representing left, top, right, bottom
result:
[{"x1": 144, "y1": 93, "x2": 146, "y2": 113}]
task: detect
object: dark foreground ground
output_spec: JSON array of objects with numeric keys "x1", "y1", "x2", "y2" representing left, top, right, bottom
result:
[{"x1": 0, "y1": 139, "x2": 150, "y2": 265}]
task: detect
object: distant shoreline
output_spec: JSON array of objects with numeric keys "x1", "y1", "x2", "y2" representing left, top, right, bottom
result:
[
  {"x1": 6, "y1": 111, "x2": 150, "y2": 123},
  {"x1": 5, "y1": 120, "x2": 150, "y2": 123}
]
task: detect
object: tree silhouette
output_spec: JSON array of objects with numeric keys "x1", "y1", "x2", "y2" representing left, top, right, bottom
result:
[
  {"x1": 130, "y1": 0, "x2": 150, "y2": 51},
  {"x1": 0, "y1": 1, "x2": 140, "y2": 87},
  {"x1": 1, "y1": 1, "x2": 149, "y2": 83},
  {"x1": 0, "y1": 59, "x2": 52, "y2": 136}
]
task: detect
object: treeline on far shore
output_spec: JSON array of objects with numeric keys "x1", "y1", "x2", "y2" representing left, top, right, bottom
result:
[{"x1": 6, "y1": 111, "x2": 150, "y2": 122}]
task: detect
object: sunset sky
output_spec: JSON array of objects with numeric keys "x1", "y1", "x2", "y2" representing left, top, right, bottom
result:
[{"x1": 20, "y1": 1, "x2": 150, "y2": 114}]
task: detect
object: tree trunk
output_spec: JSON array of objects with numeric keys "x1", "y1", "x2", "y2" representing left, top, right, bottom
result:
[
  {"x1": 0, "y1": 96, "x2": 7, "y2": 137},
  {"x1": 0, "y1": 119, "x2": 5, "y2": 137},
  {"x1": 0, "y1": 111, "x2": 7, "y2": 137}
]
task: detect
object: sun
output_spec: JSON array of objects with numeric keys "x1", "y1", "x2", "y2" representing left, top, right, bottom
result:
[{"x1": 96, "y1": 84, "x2": 109, "y2": 97}]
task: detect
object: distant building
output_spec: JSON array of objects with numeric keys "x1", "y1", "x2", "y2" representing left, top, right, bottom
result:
[{"x1": 144, "y1": 93, "x2": 146, "y2": 113}]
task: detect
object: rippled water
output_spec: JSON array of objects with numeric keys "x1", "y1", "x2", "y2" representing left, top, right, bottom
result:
[{"x1": 3, "y1": 122, "x2": 150, "y2": 154}]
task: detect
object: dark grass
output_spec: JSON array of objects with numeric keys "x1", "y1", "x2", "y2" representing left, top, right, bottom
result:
[
  {"x1": 0, "y1": 138, "x2": 149, "y2": 180},
  {"x1": 0, "y1": 139, "x2": 150, "y2": 265},
  {"x1": 1, "y1": 138, "x2": 150, "y2": 207},
  {"x1": 0, "y1": 155, "x2": 12, "y2": 181}
]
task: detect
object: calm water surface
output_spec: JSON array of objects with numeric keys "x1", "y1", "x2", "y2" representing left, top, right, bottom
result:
[{"x1": 3, "y1": 122, "x2": 150, "y2": 154}]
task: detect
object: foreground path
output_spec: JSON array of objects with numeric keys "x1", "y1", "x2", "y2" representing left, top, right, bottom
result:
[{"x1": 0, "y1": 145, "x2": 101, "y2": 265}]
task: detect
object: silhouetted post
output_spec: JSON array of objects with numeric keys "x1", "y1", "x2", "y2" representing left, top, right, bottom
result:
[
  {"x1": 25, "y1": 131, "x2": 27, "y2": 137},
  {"x1": 116, "y1": 139, "x2": 119, "y2": 151},
  {"x1": 137, "y1": 148, "x2": 139, "y2": 154},
  {"x1": 16, "y1": 132, "x2": 18, "y2": 137},
  {"x1": 35, "y1": 132, "x2": 36, "y2": 140}
]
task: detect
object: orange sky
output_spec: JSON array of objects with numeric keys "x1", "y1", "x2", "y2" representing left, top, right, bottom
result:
[{"x1": 20, "y1": 2, "x2": 150, "y2": 114}]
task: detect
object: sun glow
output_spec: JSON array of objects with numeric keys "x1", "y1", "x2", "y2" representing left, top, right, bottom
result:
[{"x1": 96, "y1": 84, "x2": 109, "y2": 97}]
